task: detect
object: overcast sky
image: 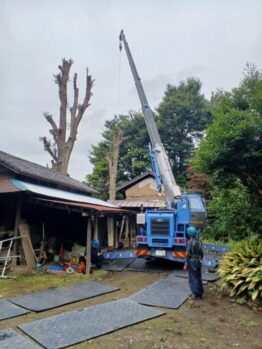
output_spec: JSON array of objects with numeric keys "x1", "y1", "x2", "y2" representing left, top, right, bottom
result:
[{"x1": 0, "y1": 0, "x2": 261, "y2": 182}]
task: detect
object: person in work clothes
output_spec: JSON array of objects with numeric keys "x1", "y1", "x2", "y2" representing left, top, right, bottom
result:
[{"x1": 184, "y1": 226, "x2": 204, "y2": 299}]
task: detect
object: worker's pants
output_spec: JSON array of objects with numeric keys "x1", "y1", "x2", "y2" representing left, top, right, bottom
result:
[{"x1": 188, "y1": 259, "x2": 204, "y2": 298}]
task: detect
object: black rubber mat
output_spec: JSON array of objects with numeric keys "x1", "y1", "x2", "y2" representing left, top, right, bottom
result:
[
  {"x1": 102, "y1": 258, "x2": 135, "y2": 271},
  {"x1": 167, "y1": 273, "x2": 208, "y2": 284},
  {"x1": 127, "y1": 258, "x2": 177, "y2": 272},
  {"x1": 130, "y1": 276, "x2": 191, "y2": 309},
  {"x1": 19, "y1": 299, "x2": 165, "y2": 349},
  {"x1": 169, "y1": 268, "x2": 219, "y2": 282},
  {"x1": 10, "y1": 281, "x2": 119, "y2": 312},
  {"x1": 0, "y1": 328, "x2": 40, "y2": 349},
  {"x1": 0, "y1": 300, "x2": 30, "y2": 321}
]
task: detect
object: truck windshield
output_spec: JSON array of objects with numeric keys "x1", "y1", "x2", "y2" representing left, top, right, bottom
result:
[{"x1": 188, "y1": 197, "x2": 204, "y2": 210}]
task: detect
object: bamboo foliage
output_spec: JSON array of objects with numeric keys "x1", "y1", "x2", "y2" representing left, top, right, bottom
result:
[{"x1": 219, "y1": 237, "x2": 262, "y2": 304}]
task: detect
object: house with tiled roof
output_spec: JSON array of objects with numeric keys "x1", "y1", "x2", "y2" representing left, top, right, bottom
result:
[{"x1": 111, "y1": 171, "x2": 167, "y2": 210}]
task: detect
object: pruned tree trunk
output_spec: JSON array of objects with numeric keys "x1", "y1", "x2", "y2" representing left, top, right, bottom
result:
[
  {"x1": 40, "y1": 58, "x2": 94, "y2": 174},
  {"x1": 106, "y1": 130, "x2": 127, "y2": 200}
]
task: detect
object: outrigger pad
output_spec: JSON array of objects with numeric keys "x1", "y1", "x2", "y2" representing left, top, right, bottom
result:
[
  {"x1": 102, "y1": 258, "x2": 135, "y2": 271},
  {"x1": 10, "y1": 281, "x2": 119, "y2": 312},
  {"x1": 0, "y1": 328, "x2": 41, "y2": 349},
  {"x1": 0, "y1": 300, "x2": 30, "y2": 321},
  {"x1": 19, "y1": 299, "x2": 165, "y2": 349},
  {"x1": 127, "y1": 258, "x2": 176, "y2": 272},
  {"x1": 130, "y1": 277, "x2": 191, "y2": 309}
]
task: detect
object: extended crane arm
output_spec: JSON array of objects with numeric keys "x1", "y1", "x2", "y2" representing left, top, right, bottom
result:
[{"x1": 119, "y1": 30, "x2": 181, "y2": 202}]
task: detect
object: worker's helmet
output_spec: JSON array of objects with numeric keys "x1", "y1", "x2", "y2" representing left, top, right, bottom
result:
[
  {"x1": 187, "y1": 226, "x2": 198, "y2": 236},
  {"x1": 91, "y1": 239, "x2": 100, "y2": 249}
]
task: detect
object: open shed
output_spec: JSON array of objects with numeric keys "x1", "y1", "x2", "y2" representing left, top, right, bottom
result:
[{"x1": 0, "y1": 150, "x2": 131, "y2": 272}]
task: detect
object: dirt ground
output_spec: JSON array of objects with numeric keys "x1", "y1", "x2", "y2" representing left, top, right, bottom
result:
[{"x1": 0, "y1": 268, "x2": 261, "y2": 349}]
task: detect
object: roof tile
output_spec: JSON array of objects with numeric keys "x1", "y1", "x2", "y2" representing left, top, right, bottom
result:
[{"x1": 0, "y1": 150, "x2": 97, "y2": 195}]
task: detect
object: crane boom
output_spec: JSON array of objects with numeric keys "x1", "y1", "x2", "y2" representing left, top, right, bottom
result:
[{"x1": 119, "y1": 30, "x2": 181, "y2": 202}]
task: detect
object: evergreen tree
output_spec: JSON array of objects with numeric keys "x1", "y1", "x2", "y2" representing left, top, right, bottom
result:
[{"x1": 157, "y1": 78, "x2": 211, "y2": 186}]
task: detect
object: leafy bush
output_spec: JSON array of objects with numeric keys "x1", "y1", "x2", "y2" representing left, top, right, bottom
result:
[
  {"x1": 219, "y1": 237, "x2": 262, "y2": 304},
  {"x1": 203, "y1": 179, "x2": 262, "y2": 241}
]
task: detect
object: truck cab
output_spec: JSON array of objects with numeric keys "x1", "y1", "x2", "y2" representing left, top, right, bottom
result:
[
  {"x1": 183, "y1": 193, "x2": 207, "y2": 229},
  {"x1": 136, "y1": 194, "x2": 206, "y2": 262}
]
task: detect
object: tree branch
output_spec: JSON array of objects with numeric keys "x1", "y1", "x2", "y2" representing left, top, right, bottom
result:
[
  {"x1": 70, "y1": 73, "x2": 79, "y2": 126},
  {"x1": 68, "y1": 68, "x2": 94, "y2": 144},
  {"x1": 43, "y1": 112, "x2": 59, "y2": 143},
  {"x1": 83, "y1": 69, "x2": 95, "y2": 109},
  {"x1": 39, "y1": 137, "x2": 58, "y2": 161},
  {"x1": 57, "y1": 59, "x2": 73, "y2": 142}
]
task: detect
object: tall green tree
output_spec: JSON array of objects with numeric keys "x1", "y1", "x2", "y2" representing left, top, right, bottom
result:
[
  {"x1": 157, "y1": 78, "x2": 211, "y2": 186},
  {"x1": 194, "y1": 64, "x2": 262, "y2": 197},
  {"x1": 193, "y1": 63, "x2": 262, "y2": 240}
]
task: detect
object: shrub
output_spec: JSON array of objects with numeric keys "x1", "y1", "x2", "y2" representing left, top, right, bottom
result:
[
  {"x1": 203, "y1": 180, "x2": 262, "y2": 241},
  {"x1": 219, "y1": 237, "x2": 262, "y2": 305}
]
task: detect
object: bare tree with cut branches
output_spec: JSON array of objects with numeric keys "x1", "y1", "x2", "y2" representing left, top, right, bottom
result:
[
  {"x1": 40, "y1": 58, "x2": 94, "y2": 174},
  {"x1": 106, "y1": 130, "x2": 128, "y2": 200}
]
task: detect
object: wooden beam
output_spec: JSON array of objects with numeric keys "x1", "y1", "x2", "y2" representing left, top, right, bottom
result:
[{"x1": 18, "y1": 223, "x2": 36, "y2": 271}]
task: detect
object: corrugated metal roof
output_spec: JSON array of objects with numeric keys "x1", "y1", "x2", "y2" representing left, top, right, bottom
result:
[
  {"x1": 111, "y1": 199, "x2": 166, "y2": 208},
  {"x1": 11, "y1": 179, "x2": 116, "y2": 208},
  {"x1": 0, "y1": 150, "x2": 97, "y2": 195}
]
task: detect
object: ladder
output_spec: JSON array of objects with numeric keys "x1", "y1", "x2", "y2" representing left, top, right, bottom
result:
[{"x1": 0, "y1": 236, "x2": 23, "y2": 279}]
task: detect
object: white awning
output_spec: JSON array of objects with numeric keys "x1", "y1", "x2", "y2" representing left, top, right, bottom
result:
[{"x1": 11, "y1": 179, "x2": 116, "y2": 208}]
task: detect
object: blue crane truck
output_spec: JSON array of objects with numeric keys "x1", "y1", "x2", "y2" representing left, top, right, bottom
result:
[{"x1": 119, "y1": 30, "x2": 207, "y2": 263}]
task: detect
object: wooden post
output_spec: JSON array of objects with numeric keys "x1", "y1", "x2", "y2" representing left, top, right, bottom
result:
[
  {"x1": 125, "y1": 216, "x2": 129, "y2": 241},
  {"x1": 12, "y1": 195, "x2": 22, "y2": 266},
  {"x1": 130, "y1": 216, "x2": 136, "y2": 248},
  {"x1": 114, "y1": 218, "x2": 119, "y2": 249},
  {"x1": 93, "y1": 216, "x2": 98, "y2": 240},
  {"x1": 107, "y1": 216, "x2": 114, "y2": 248},
  {"x1": 129, "y1": 216, "x2": 132, "y2": 248},
  {"x1": 85, "y1": 218, "x2": 92, "y2": 275}
]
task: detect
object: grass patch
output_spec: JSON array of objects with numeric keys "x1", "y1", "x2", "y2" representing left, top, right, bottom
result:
[{"x1": 0, "y1": 269, "x2": 108, "y2": 298}]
